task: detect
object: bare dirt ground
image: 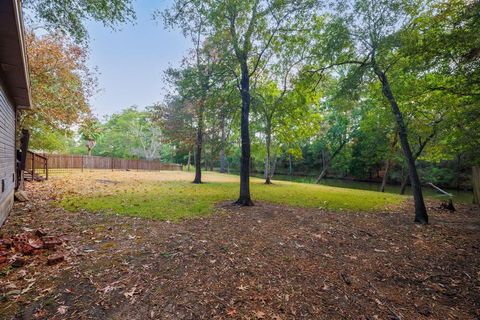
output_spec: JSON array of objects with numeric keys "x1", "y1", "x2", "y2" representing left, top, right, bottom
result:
[{"x1": 1, "y1": 181, "x2": 479, "y2": 320}]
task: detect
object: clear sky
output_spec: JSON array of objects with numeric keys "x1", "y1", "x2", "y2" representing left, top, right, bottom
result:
[{"x1": 85, "y1": 0, "x2": 190, "y2": 118}]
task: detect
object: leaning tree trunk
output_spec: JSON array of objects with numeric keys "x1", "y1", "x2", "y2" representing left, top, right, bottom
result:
[
  {"x1": 316, "y1": 166, "x2": 328, "y2": 183},
  {"x1": 187, "y1": 150, "x2": 191, "y2": 172},
  {"x1": 235, "y1": 64, "x2": 254, "y2": 205},
  {"x1": 316, "y1": 150, "x2": 328, "y2": 183},
  {"x1": 399, "y1": 174, "x2": 409, "y2": 195},
  {"x1": 374, "y1": 66, "x2": 428, "y2": 224},
  {"x1": 193, "y1": 103, "x2": 204, "y2": 184},
  {"x1": 380, "y1": 160, "x2": 390, "y2": 192},
  {"x1": 316, "y1": 140, "x2": 349, "y2": 183}
]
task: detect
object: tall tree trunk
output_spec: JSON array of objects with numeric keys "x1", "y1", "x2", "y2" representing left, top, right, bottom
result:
[
  {"x1": 193, "y1": 147, "x2": 196, "y2": 170},
  {"x1": 265, "y1": 126, "x2": 272, "y2": 184},
  {"x1": 373, "y1": 66, "x2": 428, "y2": 224},
  {"x1": 380, "y1": 160, "x2": 390, "y2": 192},
  {"x1": 235, "y1": 64, "x2": 254, "y2": 205},
  {"x1": 187, "y1": 150, "x2": 191, "y2": 172},
  {"x1": 219, "y1": 116, "x2": 227, "y2": 173},
  {"x1": 270, "y1": 154, "x2": 277, "y2": 179},
  {"x1": 264, "y1": 157, "x2": 270, "y2": 179},
  {"x1": 288, "y1": 154, "x2": 293, "y2": 176},
  {"x1": 193, "y1": 103, "x2": 204, "y2": 184},
  {"x1": 210, "y1": 144, "x2": 214, "y2": 171},
  {"x1": 204, "y1": 146, "x2": 208, "y2": 171},
  {"x1": 220, "y1": 149, "x2": 226, "y2": 173}
]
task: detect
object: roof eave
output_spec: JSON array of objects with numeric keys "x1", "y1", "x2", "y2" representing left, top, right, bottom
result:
[{"x1": 0, "y1": 0, "x2": 32, "y2": 109}]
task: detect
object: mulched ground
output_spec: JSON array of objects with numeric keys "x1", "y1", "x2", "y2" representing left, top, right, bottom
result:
[{"x1": 1, "y1": 181, "x2": 479, "y2": 320}]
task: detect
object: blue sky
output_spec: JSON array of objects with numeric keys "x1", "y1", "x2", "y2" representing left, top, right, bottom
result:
[{"x1": 86, "y1": 0, "x2": 190, "y2": 118}]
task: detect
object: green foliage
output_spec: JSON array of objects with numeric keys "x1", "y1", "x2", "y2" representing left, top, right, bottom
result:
[
  {"x1": 93, "y1": 107, "x2": 167, "y2": 160},
  {"x1": 29, "y1": 124, "x2": 72, "y2": 152},
  {"x1": 79, "y1": 116, "x2": 102, "y2": 142},
  {"x1": 23, "y1": 0, "x2": 135, "y2": 42},
  {"x1": 422, "y1": 167, "x2": 455, "y2": 186}
]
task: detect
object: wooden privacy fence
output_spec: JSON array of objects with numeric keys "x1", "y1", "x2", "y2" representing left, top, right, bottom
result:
[
  {"x1": 473, "y1": 166, "x2": 480, "y2": 205},
  {"x1": 29, "y1": 154, "x2": 182, "y2": 176}
]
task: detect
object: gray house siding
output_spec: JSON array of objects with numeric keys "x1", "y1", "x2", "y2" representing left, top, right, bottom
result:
[{"x1": 0, "y1": 84, "x2": 16, "y2": 226}]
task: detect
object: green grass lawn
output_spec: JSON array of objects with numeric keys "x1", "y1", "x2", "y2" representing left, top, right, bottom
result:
[
  {"x1": 59, "y1": 171, "x2": 405, "y2": 221},
  {"x1": 251, "y1": 173, "x2": 474, "y2": 204}
]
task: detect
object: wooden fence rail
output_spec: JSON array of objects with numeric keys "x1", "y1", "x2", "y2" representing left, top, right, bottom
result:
[
  {"x1": 29, "y1": 154, "x2": 182, "y2": 174},
  {"x1": 25, "y1": 151, "x2": 48, "y2": 180}
]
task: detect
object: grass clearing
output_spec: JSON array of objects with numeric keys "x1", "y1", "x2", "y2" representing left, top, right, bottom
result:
[{"x1": 57, "y1": 170, "x2": 405, "y2": 220}]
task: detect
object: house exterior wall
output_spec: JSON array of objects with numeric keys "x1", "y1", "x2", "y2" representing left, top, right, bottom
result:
[{"x1": 0, "y1": 84, "x2": 16, "y2": 226}]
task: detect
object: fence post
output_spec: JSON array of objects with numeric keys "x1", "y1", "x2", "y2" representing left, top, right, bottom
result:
[
  {"x1": 111, "y1": 157, "x2": 114, "y2": 171},
  {"x1": 473, "y1": 166, "x2": 480, "y2": 205},
  {"x1": 81, "y1": 155, "x2": 84, "y2": 172},
  {"x1": 45, "y1": 158, "x2": 48, "y2": 180}
]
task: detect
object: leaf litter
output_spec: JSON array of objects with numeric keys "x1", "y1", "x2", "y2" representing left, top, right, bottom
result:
[{"x1": 0, "y1": 178, "x2": 479, "y2": 319}]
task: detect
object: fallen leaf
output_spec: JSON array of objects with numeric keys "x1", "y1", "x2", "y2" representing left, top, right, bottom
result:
[
  {"x1": 28, "y1": 238, "x2": 43, "y2": 249},
  {"x1": 57, "y1": 305, "x2": 68, "y2": 315},
  {"x1": 227, "y1": 308, "x2": 237, "y2": 316},
  {"x1": 124, "y1": 286, "x2": 137, "y2": 298}
]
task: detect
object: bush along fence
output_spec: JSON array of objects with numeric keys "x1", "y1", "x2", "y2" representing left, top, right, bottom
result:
[{"x1": 25, "y1": 153, "x2": 183, "y2": 180}]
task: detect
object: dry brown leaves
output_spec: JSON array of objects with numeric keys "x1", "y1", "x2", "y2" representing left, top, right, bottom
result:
[{"x1": 0, "y1": 180, "x2": 479, "y2": 319}]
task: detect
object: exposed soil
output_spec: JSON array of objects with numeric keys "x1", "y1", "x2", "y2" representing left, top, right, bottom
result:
[{"x1": 0, "y1": 181, "x2": 479, "y2": 319}]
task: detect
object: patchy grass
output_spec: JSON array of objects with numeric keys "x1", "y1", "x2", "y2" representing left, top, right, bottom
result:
[{"x1": 57, "y1": 171, "x2": 404, "y2": 221}]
